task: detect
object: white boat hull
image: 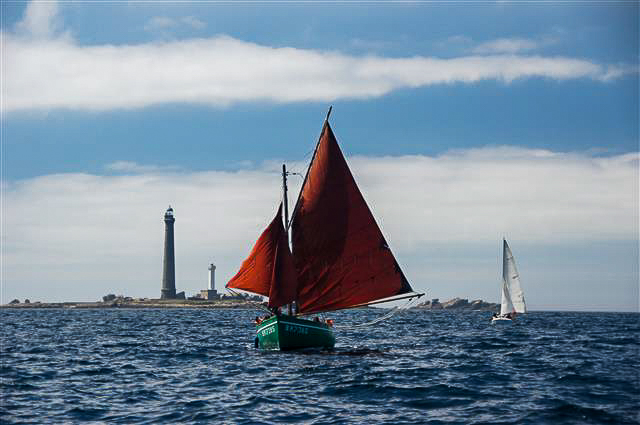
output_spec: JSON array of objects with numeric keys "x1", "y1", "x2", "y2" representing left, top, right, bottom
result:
[{"x1": 491, "y1": 317, "x2": 512, "y2": 323}]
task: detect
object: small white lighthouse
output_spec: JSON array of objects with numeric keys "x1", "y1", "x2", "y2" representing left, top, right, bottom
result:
[
  {"x1": 208, "y1": 263, "x2": 216, "y2": 291},
  {"x1": 199, "y1": 262, "x2": 220, "y2": 300}
]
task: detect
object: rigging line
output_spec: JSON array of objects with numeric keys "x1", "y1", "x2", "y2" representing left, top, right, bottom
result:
[
  {"x1": 332, "y1": 309, "x2": 398, "y2": 329},
  {"x1": 225, "y1": 287, "x2": 258, "y2": 299},
  {"x1": 283, "y1": 139, "x2": 318, "y2": 165},
  {"x1": 252, "y1": 303, "x2": 272, "y2": 314},
  {"x1": 224, "y1": 288, "x2": 271, "y2": 313},
  {"x1": 294, "y1": 292, "x2": 425, "y2": 317},
  {"x1": 243, "y1": 300, "x2": 272, "y2": 314},
  {"x1": 343, "y1": 292, "x2": 425, "y2": 310},
  {"x1": 226, "y1": 287, "x2": 240, "y2": 296},
  {"x1": 333, "y1": 297, "x2": 417, "y2": 330}
]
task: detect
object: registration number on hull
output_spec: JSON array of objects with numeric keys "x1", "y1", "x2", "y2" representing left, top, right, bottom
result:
[
  {"x1": 259, "y1": 326, "x2": 275, "y2": 337},
  {"x1": 284, "y1": 324, "x2": 309, "y2": 335}
]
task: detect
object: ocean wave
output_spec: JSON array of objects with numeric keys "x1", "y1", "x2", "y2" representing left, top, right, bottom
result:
[{"x1": 1, "y1": 309, "x2": 638, "y2": 424}]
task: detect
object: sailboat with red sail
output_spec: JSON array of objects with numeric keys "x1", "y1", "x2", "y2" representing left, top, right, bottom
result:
[{"x1": 227, "y1": 108, "x2": 424, "y2": 350}]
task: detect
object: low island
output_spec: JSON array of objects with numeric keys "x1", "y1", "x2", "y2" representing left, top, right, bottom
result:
[
  {"x1": 3, "y1": 295, "x2": 498, "y2": 311},
  {"x1": 411, "y1": 297, "x2": 499, "y2": 312},
  {"x1": 2, "y1": 293, "x2": 264, "y2": 309}
]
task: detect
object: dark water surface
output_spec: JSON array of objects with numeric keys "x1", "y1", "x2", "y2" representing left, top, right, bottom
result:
[{"x1": 1, "y1": 308, "x2": 638, "y2": 424}]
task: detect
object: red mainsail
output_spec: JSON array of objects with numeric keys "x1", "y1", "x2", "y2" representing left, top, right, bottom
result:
[
  {"x1": 226, "y1": 203, "x2": 298, "y2": 308},
  {"x1": 291, "y1": 122, "x2": 413, "y2": 313}
]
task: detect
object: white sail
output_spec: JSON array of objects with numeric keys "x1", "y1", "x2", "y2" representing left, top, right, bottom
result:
[
  {"x1": 501, "y1": 239, "x2": 526, "y2": 314},
  {"x1": 500, "y1": 280, "x2": 515, "y2": 315}
]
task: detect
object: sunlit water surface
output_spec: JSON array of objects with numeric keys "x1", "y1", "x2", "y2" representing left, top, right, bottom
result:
[{"x1": 1, "y1": 308, "x2": 638, "y2": 424}]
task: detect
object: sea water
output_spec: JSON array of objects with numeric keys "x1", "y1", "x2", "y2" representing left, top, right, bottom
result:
[{"x1": 1, "y1": 308, "x2": 638, "y2": 424}]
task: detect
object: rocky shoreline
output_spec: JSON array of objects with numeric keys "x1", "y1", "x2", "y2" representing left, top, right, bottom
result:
[
  {"x1": 3, "y1": 296, "x2": 499, "y2": 311},
  {"x1": 1, "y1": 299, "x2": 263, "y2": 309},
  {"x1": 412, "y1": 297, "x2": 499, "y2": 312}
]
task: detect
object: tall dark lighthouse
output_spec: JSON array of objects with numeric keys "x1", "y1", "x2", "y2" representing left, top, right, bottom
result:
[{"x1": 161, "y1": 206, "x2": 177, "y2": 299}]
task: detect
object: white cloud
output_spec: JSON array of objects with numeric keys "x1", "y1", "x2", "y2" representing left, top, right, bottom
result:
[
  {"x1": 2, "y1": 36, "x2": 619, "y2": 112},
  {"x1": 143, "y1": 16, "x2": 176, "y2": 32},
  {"x1": 181, "y1": 16, "x2": 206, "y2": 30},
  {"x1": 15, "y1": 0, "x2": 60, "y2": 39},
  {"x1": 2, "y1": 1, "x2": 634, "y2": 112},
  {"x1": 3, "y1": 148, "x2": 638, "y2": 305},
  {"x1": 472, "y1": 38, "x2": 541, "y2": 54},
  {"x1": 439, "y1": 35, "x2": 558, "y2": 55},
  {"x1": 600, "y1": 63, "x2": 640, "y2": 82},
  {"x1": 353, "y1": 149, "x2": 638, "y2": 247}
]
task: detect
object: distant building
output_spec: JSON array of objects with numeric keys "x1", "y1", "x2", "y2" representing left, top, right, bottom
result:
[
  {"x1": 199, "y1": 289, "x2": 219, "y2": 300},
  {"x1": 199, "y1": 262, "x2": 220, "y2": 300},
  {"x1": 222, "y1": 293, "x2": 262, "y2": 302},
  {"x1": 161, "y1": 206, "x2": 182, "y2": 299},
  {"x1": 208, "y1": 263, "x2": 216, "y2": 291}
]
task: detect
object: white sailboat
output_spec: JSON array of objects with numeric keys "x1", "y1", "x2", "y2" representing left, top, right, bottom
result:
[{"x1": 492, "y1": 239, "x2": 526, "y2": 323}]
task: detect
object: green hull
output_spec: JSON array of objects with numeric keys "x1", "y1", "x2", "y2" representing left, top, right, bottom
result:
[{"x1": 256, "y1": 314, "x2": 335, "y2": 351}]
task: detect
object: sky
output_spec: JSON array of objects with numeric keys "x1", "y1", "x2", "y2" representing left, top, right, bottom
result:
[{"x1": 1, "y1": 0, "x2": 638, "y2": 311}]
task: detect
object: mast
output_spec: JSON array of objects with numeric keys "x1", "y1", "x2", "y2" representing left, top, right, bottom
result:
[
  {"x1": 282, "y1": 164, "x2": 290, "y2": 231},
  {"x1": 500, "y1": 238, "x2": 509, "y2": 315},
  {"x1": 282, "y1": 163, "x2": 293, "y2": 315}
]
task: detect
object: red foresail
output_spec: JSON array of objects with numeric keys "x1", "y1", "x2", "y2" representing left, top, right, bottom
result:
[
  {"x1": 226, "y1": 203, "x2": 298, "y2": 308},
  {"x1": 291, "y1": 122, "x2": 413, "y2": 313}
]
